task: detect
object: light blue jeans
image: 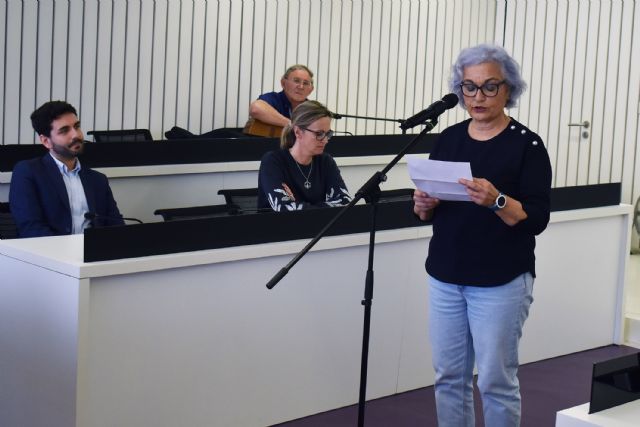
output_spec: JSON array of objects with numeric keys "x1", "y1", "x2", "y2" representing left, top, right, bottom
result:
[{"x1": 428, "y1": 273, "x2": 534, "y2": 427}]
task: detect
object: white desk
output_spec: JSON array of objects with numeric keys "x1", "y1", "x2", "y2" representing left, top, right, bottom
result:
[
  {"x1": 556, "y1": 400, "x2": 640, "y2": 427},
  {"x1": 0, "y1": 205, "x2": 632, "y2": 427}
]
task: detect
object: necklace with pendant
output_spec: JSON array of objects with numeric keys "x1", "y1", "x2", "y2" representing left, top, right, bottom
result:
[{"x1": 294, "y1": 159, "x2": 313, "y2": 189}]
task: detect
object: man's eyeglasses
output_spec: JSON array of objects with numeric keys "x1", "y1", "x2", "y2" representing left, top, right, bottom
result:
[
  {"x1": 460, "y1": 80, "x2": 507, "y2": 97},
  {"x1": 286, "y1": 77, "x2": 313, "y2": 88},
  {"x1": 301, "y1": 127, "x2": 334, "y2": 141}
]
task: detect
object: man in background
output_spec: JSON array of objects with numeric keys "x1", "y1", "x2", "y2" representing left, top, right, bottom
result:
[{"x1": 249, "y1": 64, "x2": 315, "y2": 127}]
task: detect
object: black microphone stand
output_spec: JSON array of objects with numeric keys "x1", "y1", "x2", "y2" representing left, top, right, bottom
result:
[
  {"x1": 266, "y1": 119, "x2": 439, "y2": 427},
  {"x1": 332, "y1": 113, "x2": 409, "y2": 134}
]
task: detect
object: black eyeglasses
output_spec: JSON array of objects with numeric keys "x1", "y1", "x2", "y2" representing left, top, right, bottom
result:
[
  {"x1": 301, "y1": 127, "x2": 334, "y2": 141},
  {"x1": 460, "y1": 80, "x2": 507, "y2": 97}
]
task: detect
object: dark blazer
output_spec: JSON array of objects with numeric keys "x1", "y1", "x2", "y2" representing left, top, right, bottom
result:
[{"x1": 9, "y1": 154, "x2": 124, "y2": 238}]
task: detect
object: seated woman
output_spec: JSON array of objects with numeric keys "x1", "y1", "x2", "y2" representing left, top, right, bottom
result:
[{"x1": 258, "y1": 100, "x2": 352, "y2": 211}]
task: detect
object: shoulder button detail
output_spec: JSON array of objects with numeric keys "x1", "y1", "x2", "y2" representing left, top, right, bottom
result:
[
  {"x1": 521, "y1": 129, "x2": 526, "y2": 134},
  {"x1": 510, "y1": 125, "x2": 516, "y2": 130},
  {"x1": 532, "y1": 140, "x2": 538, "y2": 146}
]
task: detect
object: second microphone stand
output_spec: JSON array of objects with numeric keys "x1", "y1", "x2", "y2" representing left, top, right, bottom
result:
[
  {"x1": 332, "y1": 113, "x2": 408, "y2": 134},
  {"x1": 266, "y1": 119, "x2": 438, "y2": 427}
]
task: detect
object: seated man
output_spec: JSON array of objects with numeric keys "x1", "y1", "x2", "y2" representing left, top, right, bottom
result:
[
  {"x1": 249, "y1": 64, "x2": 315, "y2": 128},
  {"x1": 9, "y1": 101, "x2": 124, "y2": 238}
]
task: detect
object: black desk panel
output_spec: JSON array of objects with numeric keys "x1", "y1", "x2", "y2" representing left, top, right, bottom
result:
[
  {"x1": 85, "y1": 199, "x2": 420, "y2": 262},
  {"x1": 84, "y1": 183, "x2": 621, "y2": 262},
  {"x1": 1, "y1": 134, "x2": 436, "y2": 171}
]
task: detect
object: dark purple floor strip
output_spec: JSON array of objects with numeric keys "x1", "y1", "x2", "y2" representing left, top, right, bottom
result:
[{"x1": 273, "y1": 345, "x2": 639, "y2": 427}]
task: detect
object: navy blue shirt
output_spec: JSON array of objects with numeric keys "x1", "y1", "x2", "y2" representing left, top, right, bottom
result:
[
  {"x1": 425, "y1": 118, "x2": 552, "y2": 286},
  {"x1": 257, "y1": 91, "x2": 293, "y2": 118}
]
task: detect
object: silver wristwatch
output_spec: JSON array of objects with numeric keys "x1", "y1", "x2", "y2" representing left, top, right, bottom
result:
[{"x1": 489, "y1": 192, "x2": 507, "y2": 211}]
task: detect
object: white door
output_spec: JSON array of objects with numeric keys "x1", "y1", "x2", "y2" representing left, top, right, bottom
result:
[{"x1": 497, "y1": 0, "x2": 640, "y2": 202}]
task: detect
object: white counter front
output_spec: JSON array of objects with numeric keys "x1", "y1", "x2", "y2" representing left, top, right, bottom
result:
[
  {"x1": 0, "y1": 205, "x2": 633, "y2": 427},
  {"x1": 556, "y1": 401, "x2": 640, "y2": 427}
]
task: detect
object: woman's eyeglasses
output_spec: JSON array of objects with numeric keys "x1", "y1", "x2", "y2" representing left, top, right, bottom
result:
[
  {"x1": 460, "y1": 80, "x2": 507, "y2": 97},
  {"x1": 301, "y1": 128, "x2": 334, "y2": 141}
]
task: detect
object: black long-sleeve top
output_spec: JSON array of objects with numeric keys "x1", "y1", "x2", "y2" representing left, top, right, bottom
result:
[
  {"x1": 258, "y1": 149, "x2": 352, "y2": 211},
  {"x1": 425, "y1": 118, "x2": 552, "y2": 286}
]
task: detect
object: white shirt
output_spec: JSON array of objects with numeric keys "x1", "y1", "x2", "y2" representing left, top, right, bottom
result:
[{"x1": 50, "y1": 154, "x2": 90, "y2": 234}]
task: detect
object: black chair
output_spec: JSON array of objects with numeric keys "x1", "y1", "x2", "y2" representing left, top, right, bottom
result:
[
  {"x1": 87, "y1": 129, "x2": 153, "y2": 143},
  {"x1": 378, "y1": 188, "x2": 415, "y2": 203},
  {"x1": 164, "y1": 126, "x2": 245, "y2": 140},
  {"x1": 154, "y1": 204, "x2": 238, "y2": 221},
  {"x1": 217, "y1": 188, "x2": 260, "y2": 213},
  {"x1": 0, "y1": 202, "x2": 18, "y2": 239}
]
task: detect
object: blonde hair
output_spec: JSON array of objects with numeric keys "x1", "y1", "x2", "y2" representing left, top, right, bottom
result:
[{"x1": 280, "y1": 100, "x2": 332, "y2": 149}]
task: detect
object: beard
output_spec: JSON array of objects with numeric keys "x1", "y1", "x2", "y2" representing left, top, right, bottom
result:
[{"x1": 51, "y1": 138, "x2": 84, "y2": 160}]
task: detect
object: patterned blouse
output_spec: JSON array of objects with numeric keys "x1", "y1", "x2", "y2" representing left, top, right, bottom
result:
[{"x1": 258, "y1": 149, "x2": 352, "y2": 211}]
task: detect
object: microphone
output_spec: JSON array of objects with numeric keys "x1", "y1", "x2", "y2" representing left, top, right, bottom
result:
[
  {"x1": 400, "y1": 93, "x2": 459, "y2": 130},
  {"x1": 84, "y1": 212, "x2": 144, "y2": 224}
]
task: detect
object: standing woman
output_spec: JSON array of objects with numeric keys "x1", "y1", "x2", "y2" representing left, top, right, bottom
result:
[
  {"x1": 413, "y1": 44, "x2": 552, "y2": 426},
  {"x1": 258, "y1": 100, "x2": 351, "y2": 211}
]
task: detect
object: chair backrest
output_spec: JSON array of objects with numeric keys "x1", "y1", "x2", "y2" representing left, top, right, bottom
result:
[
  {"x1": 0, "y1": 202, "x2": 18, "y2": 239},
  {"x1": 378, "y1": 188, "x2": 415, "y2": 203},
  {"x1": 87, "y1": 129, "x2": 153, "y2": 143},
  {"x1": 154, "y1": 204, "x2": 238, "y2": 221},
  {"x1": 217, "y1": 188, "x2": 260, "y2": 213}
]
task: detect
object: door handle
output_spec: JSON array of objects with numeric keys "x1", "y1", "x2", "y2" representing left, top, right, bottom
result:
[{"x1": 568, "y1": 120, "x2": 590, "y2": 129}]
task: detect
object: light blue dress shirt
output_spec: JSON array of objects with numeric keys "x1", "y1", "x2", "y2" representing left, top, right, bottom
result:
[{"x1": 50, "y1": 154, "x2": 90, "y2": 234}]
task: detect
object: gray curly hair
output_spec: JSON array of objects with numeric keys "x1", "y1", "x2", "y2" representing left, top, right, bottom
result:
[{"x1": 450, "y1": 44, "x2": 526, "y2": 109}]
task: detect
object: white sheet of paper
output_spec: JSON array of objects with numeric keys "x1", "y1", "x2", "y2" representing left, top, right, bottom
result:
[{"x1": 407, "y1": 156, "x2": 473, "y2": 201}]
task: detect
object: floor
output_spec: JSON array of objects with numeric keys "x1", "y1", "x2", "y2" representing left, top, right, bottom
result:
[
  {"x1": 274, "y1": 254, "x2": 640, "y2": 427},
  {"x1": 274, "y1": 344, "x2": 639, "y2": 427}
]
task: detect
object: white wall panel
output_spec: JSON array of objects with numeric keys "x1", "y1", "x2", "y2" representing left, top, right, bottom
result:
[
  {"x1": 120, "y1": 0, "x2": 141, "y2": 130},
  {"x1": 611, "y1": 0, "x2": 634, "y2": 186},
  {"x1": 93, "y1": 1, "x2": 112, "y2": 131},
  {"x1": 0, "y1": 2, "x2": 5, "y2": 145},
  {"x1": 503, "y1": 0, "x2": 640, "y2": 204},
  {"x1": 236, "y1": 2, "x2": 255, "y2": 128},
  {"x1": 628, "y1": 3, "x2": 640, "y2": 203},
  {"x1": 2, "y1": 0, "x2": 638, "y2": 204},
  {"x1": 4, "y1": 1, "x2": 22, "y2": 145},
  {"x1": 0, "y1": 0, "x2": 494, "y2": 142},
  {"x1": 108, "y1": 1, "x2": 126, "y2": 130},
  {"x1": 20, "y1": 2, "x2": 38, "y2": 145},
  {"x1": 589, "y1": 0, "x2": 612, "y2": 186},
  {"x1": 80, "y1": 0, "x2": 98, "y2": 134},
  {"x1": 577, "y1": 1, "x2": 599, "y2": 186},
  {"x1": 135, "y1": 0, "x2": 154, "y2": 130},
  {"x1": 148, "y1": 0, "x2": 168, "y2": 136},
  {"x1": 563, "y1": 0, "x2": 588, "y2": 188}
]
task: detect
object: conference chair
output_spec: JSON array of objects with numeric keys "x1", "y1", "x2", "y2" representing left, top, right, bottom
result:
[
  {"x1": 378, "y1": 188, "x2": 415, "y2": 203},
  {"x1": 217, "y1": 188, "x2": 260, "y2": 213},
  {"x1": 154, "y1": 204, "x2": 238, "y2": 221},
  {"x1": 0, "y1": 202, "x2": 18, "y2": 239},
  {"x1": 87, "y1": 129, "x2": 153, "y2": 143},
  {"x1": 164, "y1": 126, "x2": 245, "y2": 140},
  {"x1": 213, "y1": 188, "x2": 410, "y2": 214}
]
